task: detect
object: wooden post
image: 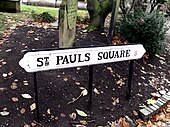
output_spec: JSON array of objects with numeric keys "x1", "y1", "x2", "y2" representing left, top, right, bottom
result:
[{"x1": 59, "y1": 0, "x2": 77, "y2": 48}]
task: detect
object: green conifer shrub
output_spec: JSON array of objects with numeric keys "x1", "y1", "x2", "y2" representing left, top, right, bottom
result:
[{"x1": 118, "y1": 10, "x2": 168, "y2": 56}]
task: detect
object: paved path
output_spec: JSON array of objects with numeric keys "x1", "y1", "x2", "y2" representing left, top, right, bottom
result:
[{"x1": 21, "y1": 0, "x2": 87, "y2": 9}]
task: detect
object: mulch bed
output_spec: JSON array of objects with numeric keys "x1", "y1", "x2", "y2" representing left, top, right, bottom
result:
[{"x1": 0, "y1": 23, "x2": 169, "y2": 127}]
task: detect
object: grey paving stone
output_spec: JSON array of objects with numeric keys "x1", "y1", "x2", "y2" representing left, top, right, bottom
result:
[
  {"x1": 155, "y1": 101, "x2": 163, "y2": 107},
  {"x1": 139, "y1": 108, "x2": 150, "y2": 119},
  {"x1": 162, "y1": 95, "x2": 170, "y2": 101},
  {"x1": 148, "y1": 105, "x2": 157, "y2": 111},
  {"x1": 166, "y1": 91, "x2": 170, "y2": 96},
  {"x1": 138, "y1": 91, "x2": 170, "y2": 120},
  {"x1": 145, "y1": 107, "x2": 153, "y2": 113},
  {"x1": 152, "y1": 104, "x2": 160, "y2": 110},
  {"x1": 161, "y1": 96, "x2": 168, "y2": 102},
  {"x1": 158, "y1": 98, "x2": 167, "y2": 104},
  {"x1": 163, "y1": 94, "x2": 170, "y2": 101}
]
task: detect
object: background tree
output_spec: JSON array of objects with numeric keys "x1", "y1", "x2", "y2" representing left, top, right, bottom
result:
[
  {"x1": 119, "y1": 0, "x2": 168, "y2": 14},
  {"x1": 86, "y1": 0, "x2": 113, "y2": 30},
  {"x1": 86, "y1": 0, "x2": 168, "y2": 30}
]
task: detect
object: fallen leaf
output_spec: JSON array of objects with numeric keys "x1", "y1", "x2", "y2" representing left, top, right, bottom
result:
[
  {"x1": 94, "y1": 88, "x2": 100, "y2": 94},
  {"x1": 79, "y1": 87, "x2": 85, "y2": 90},
  {"x1": 0, "y1": 111, "x2": 10, "y2": 116},
  {"x1": 132, "y1": 110, "x2": 138, "y2": 116},
  {"x1": 31, "y1": 122, "x2": 36, "y2": 127},
  {"x1": 151, "y1": 93, "x2": 161, "y2": 98},
  {"x1": 76, "y1": 67, "x2": 81, "y2": 71},
  {"x1": 159, "y1": 90, "x2": 166, "y2": 95},
  {"x1": 112, "y1": 97, "x2": 119, "y2": 106},
  {"x1": 69, "y1": 112, "x2": 77, "y2": 120},
  {"x1": 166, "y1": 108, "x2": 170, "y2": 113},
  {"x1": 30, "y1": 103, "x2": 36, "y2": 111},
  {"x1": 155, "y1": 54, "x2": 165, "y2": 60},
  {"x1": 168, "y1": 70, "x2": 170, "y2": 74},
  {"x1": 14, "y1": 79, "x2": 18, "y2": 82},
  {"x1": 57, "y1": 75, "x2": 61, "y2": 77},
  {"x1": 141, "y1": 76, "x2": 145, "y2": 80},
  {"x1": 55, "y1": 116, "x2": 59, "y2": 120},
  {"x1": 8, "y1": 72, "x2": 13, "y2": 76},
  {"x1": 11, "y1": 97, "x2": 19, "y2": 102},
  {"x1": 75, "y1": 82, "x2": 80, "y2": 85},
  {"x1": 23, "y1": 81, "x2": 29, "y2": 86},
  {"x1": 20, "y1": 108, "x2": 26, "y2": 114},
  {"x1": 80, "y1": 120, "x2": 87, "y2": 125},
  {"x1": 47, "y1": 108, "x2": 51, "y2": 115},
  {"x1": 10, "y1": 82, "x2": 17, "y2": 89},
  {"x1": 0, "y1": 87, "x2": 7, "y2": 92},
  {"x1": 159, "y1": 60, "x2": 165, "y2": 64},
  {"x1": 2, "y1": 73, "x2": 8, "y2": 78},
  {"x1": 122, "y1": 118, "x2": 130, "y2": 127},
  {"x1": 141, "y1": 70, "x2": 146, "y2": 74},
  {"x1": 2, "y1": 61, "x2": 6, "y2": 65},
  {"x1": 60, "y1": 113, "x2": 66, "y2": 117},
  {"x1": 3, "y1": 107, "x2": 7, "y2": 110},
  {"x1": 63, "y1": 77, "x2": 68, "y2": 81},
  {"x1": 81, "y1": 89, "x2": 88, "y2": 96},
  {"x1": 24, "y1": 124, "x2": 30, "y2": 127},
  {"x1": 51, "y1": 115, "x2": 54, "y2": 119},
  {"x1": 155, "y1": 112, "x2": 166, "y2": 121},
  {"x1": 75, "y1": 125, "x2": 86, "y2": 127},
  {"x1": 6, "y1": 49, "x2": 11, "y2": 53},
  {"x1": 146, "y1": 99, "x2": 157, "y2": 105},
  {"x1": 107, "y1": 67, "x2": 113, "y2": 73},
  {"x1": 34, "y1": 38, "x2": 39, "y2": 41},
  {"x1": 76, "y1": 109, "x2": 88, "y2": 117},
  {"x1": 21, "y1": 94, "x2": 32, "y2": 99},
  {"x1": 116, "y1": 79, "x2": 125, "y2": 86},
  {"x1": 27, "y1": 30, "x2": 34, "y2": 34}
]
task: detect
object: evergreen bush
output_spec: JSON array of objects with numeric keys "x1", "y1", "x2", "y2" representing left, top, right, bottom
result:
[
  {"x1": 31, "y1": 11, "x2": 55, "y2": 23},
  {"x1": 118, "y1": 10, "x2": 168, "y2": 56}
]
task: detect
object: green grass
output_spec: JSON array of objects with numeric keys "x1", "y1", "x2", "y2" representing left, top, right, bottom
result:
[
  {"x1": 0, "y1": 12, "x2": 30, "y2": 37},
  {"x1": 21, "y1": 5, "x2": 88, "y2": 18},
  {"x1": 0, "y1": 5, "x2": 88, "y2": 37},
  {"x1": 21, "y1": 5, "x2": 58, "y2": 17}
]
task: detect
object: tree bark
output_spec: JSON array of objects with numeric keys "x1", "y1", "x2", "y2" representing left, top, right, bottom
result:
[{"x1": 87, "y1": 0, "x2": 113, "y2": 29}]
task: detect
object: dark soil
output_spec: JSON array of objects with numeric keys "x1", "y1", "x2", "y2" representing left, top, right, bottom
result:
[{"x1": 0, "y1": 24, "x2": 169, "y2": 127}]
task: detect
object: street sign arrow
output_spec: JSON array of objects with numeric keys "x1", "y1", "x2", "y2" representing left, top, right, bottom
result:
[{"x1": 19, "y1": 44, "x2": 145, "y2": 72}]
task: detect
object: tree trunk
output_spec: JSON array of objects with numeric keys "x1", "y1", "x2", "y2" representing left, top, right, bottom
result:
[{"x1": 87, "y1": 0, "x2": 113, "y2": 29}]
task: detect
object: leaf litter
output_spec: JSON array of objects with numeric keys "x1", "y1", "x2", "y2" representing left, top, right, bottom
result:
[
  {"x1": 30, "y1": 103, "x2": 36, "y2": 111},
  {"x1": 10, "y1": 82, "x2": 18, "y2": 89},
  {"x1": 67, "y1": 88, "x2": 88, "y2": 105},
  {"x1": 0, "y1": 111, "x2": 10, "y2": 116},
  {"x1": 21, "y1": 94, "x2": 32, "y2": 99},
  {"x1": 94, "y1": 88, "x2": 100, "y2": 94},
  {"x1": 0, "y1": 14, "x2": 169, "y2": 127},
  {"x1": 75, "y1": 109, "x2": 88, "y2": 117},
  {"x1": 0, "y1": 87, "x2": 7, "y2": 92},
  {"x1": 11, "y1": 97, "x2": 19, "y2": 102}
]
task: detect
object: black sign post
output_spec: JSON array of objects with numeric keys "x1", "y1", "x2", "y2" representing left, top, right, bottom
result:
[
  {"x1": 127, "y1": 60, "x2": 134, "y2": 99},
  {"x1": 88, "y1": 65, "x2": 93, "y2": 110},
  {"x1": 33, "y1": 72, "x2": 40, "y2": 122}
]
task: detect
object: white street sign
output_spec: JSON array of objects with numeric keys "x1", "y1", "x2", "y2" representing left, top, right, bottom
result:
[{"x1": 19, "y1": 44, "x2": 145, "y2": 72}]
